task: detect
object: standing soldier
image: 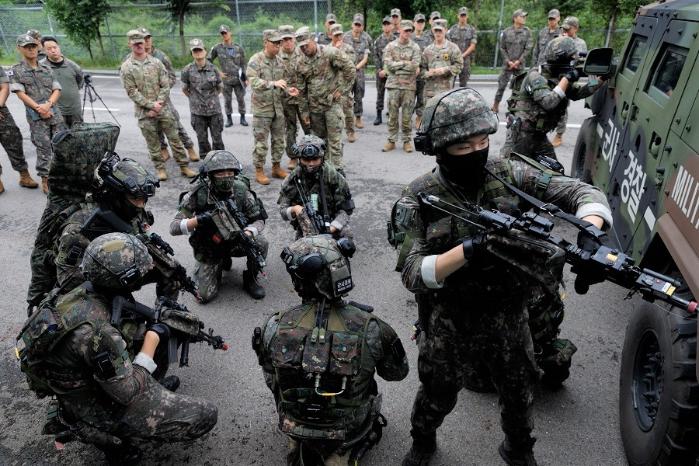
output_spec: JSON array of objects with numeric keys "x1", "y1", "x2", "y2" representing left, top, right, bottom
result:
[
  {"x1": 26, "y1": 29, "x2": 47, "y2": 60},
  {"x1": 390, "y1": 8, "x2": 402, "y2": 36},
  {"x1": 10, "y1": 33, "x2": 64, "y2": 194},
  {"x1": 421, "y1": 20, "x2": 463, "y2": 106},
  {"x1": 295, "y1": 27, "x2": 355, "y2": 170},
  {"x1": 427, "y1": 12, "x2": 442, "y2": 42},
  {"x1": 533, "y1": 9, "x2": 562, "y2": 66},
  {"x1": 181, "y1": 38, "x2": 225, "y2": 157},
  {"x1": 492, "y1": 9, "x2": 533, "y2": 113},
  {"x1": 278, "y1": 25, "x2": 308, "y2": 170},
  {"x1": 247, "y1": 29, "x2": 291, "y2": 185},
  {"x1": 412, "y1": 13, "x2": 432, "y2": 128},
  {"x1": 210, "y1": 25, "x2": 249, "y2": 127},
  {"x1": 330, "y1": 24, "x2": 357, "y2": 144},
  {"x1": 344, "y1": 14, "x2": 372, "y2": 131},
  {"x1": 382, "y1": 20, "x2": 421, "y2": 154},
  {"x1": 373, "y1": 16, "x2": 393, "y2": 126},
  {"x1": 120, "y1": 30, "x2": 196, "y2": 181},
  {"x1": 316, "y1": 13, "x2": 336, "y2": 46},
  {"x1": 40, "y1": 36, "x2": 83, "y2": 128},
  {"x1": 446, "y1": 7, "x2": 478, "y2": 88}
]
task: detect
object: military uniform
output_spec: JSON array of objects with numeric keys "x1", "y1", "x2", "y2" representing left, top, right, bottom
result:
[
  {"x1": 494, "y1": 26, "x2": 533, "y2": 105},
  {"x1": 210, "y1": 42, "x2": 247, "y2": 119},
  {"x1": 554, "y1": 35, "x2": 588, "y2": 139},
  {"x1": 279, "y1": 45, "x2": 309, "y2": 158},
  {"x1": 383, "y1": 36, "x2": 421, "y2": 146},
  {"x1": 0, "y1": 67, "x2": 30, "y2": 178},
  {"x1": 373, "y1": 32, "x2": 394, "y2": 120},
  {"x1": 533, "y1": 27, "x2": 562, "y2": 66},
  {"x1": 343, "y1": 30, "x2": 373, "y2": 120},
  {"x1": 332, "y1": 37, "x2": 357, "y2": 141},
  {"x1": 411, "y1": 31, "x2": 432, "y2": 119},
  {"x1": 41, "y1": 56, "x2": 83, "y2": 127},
  {"x1": 420, "y1": 39, "x2": 463, "y2": 101},
  {"x1": 446, "y1": 23, "x2": 477, "y2": 87},
  {"x1": 181, "y1": 60, "x2": 224, "y2": 155},
  {"x1": 316, "y1": 32, "x2": 332, "y2": 46}
]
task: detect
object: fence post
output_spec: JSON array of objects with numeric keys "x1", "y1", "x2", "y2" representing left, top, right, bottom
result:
[
  {"x1": 234, "y1": 0, "x2": 242, "y2": 47},
  {"x1": 313, "y1": 0, "x2": 318, "y2": 34},
  {"x1": 46, "y1": 9, "x2": 56, "y2": 36},
  {"x1": 492, "y1": 0, "x2": 505, "y2": 68}
]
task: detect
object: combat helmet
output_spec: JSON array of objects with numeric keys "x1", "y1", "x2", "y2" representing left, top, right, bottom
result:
[
  {"x1": 281, "y1": 235, "x2": 356, "y2": 300},
  {"x1": 291, "y1": 135, "x2": 326, "y2": 160},
  {"x1": 414, "y1": 88, "x2": 498, "y2": 154},
  {"x1": 81, "y1": 233, "x2": 154, "y2": 290},
  {"x1": 200, "y1": 150, "x2": 242, "y2": 193},
  {"x1": 95, "y1": 152, "x2": 159, "y2": 199},
  {"x1": 544, "y1": 36, "x2": 578, "y2": 64}
]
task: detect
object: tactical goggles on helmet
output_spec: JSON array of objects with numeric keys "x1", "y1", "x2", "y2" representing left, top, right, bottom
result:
[{"x1": 292, "y1": 142, "x2": 325, "y2": 159}]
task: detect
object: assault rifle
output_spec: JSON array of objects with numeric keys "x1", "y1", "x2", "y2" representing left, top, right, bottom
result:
[
  {"x1": 295, "y1": 177, "x2": 330, "y2": 234},
  {"x1": 81, "y1": 208, "x2": 200, "y2": 300},
  {"x1": 417, "y1": 192, "x2": 698, "y2": 314}
]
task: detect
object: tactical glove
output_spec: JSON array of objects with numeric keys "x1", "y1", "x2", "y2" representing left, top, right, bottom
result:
[
  {"x1": 195, "y1": 212, "x2": 213, "y2": 228},
  {"x1": 574, "y1": 229, "x2": 609, "y2": 294},
  {"x1": 462, "y1": 232, "x2": 487, "y2": 260},
  {"x1": 564, "y1": 69, "x2": 580, "y2": 83}
]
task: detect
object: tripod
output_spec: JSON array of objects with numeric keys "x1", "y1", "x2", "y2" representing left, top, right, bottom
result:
[{"x1": 82, "y1": 75, "x2": 120, "y2": 126}]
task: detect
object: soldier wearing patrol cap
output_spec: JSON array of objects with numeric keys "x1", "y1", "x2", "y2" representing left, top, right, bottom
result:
[
  {"x1": 421, "y1": 20, "x2": 463, "y2": 107},
  {"x1": 533, "y1": 9, "x2": 562, "y2": 66},
  {"x1": 344, "y1": 14, "x2": 373, "y2": 130},
  {"x1": 426, "y1": 12, "x2": 441, "y2": 42},
  {"x1": 411, "y1": 13, "x2": 432, "y2": 127},
  {"x1": 210, "y1": 24, "x2": 248, "y2": 127},
  {"x1": 447, "y1": 7, "x2": 478, "y2": 87},
  {"x1": 373, "y1": 16, "x2": 394, "y2": 125},
  {"x1": 317, "y1": 13, "x2": 336, "y2": 45},
  {"x1": 330, "y1": 24, "x2": 358, "y2": 144},
  {"x1": 390, "y1": 8, "x2": 402, "y2": 36},
  {"x1": 492, "y1": 9, "x2": 533, "y2": 113},
  {"x1": 26, "y1": 29, "x2": 47, "y2": 60}
]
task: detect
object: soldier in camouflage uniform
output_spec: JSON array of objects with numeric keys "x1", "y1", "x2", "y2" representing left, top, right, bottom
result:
[
  {"x1": 426, "y1": 12, "x2": 441, "y2": 42},
  {"x1": 295, "y1": 27, "x2": 355, "y2": 170},
  {"x1": 10, "y1": 33, "x2": 65, "y2": 194},
  {"x1": 411, "y1": 14, "x2": 432, "y2": 127},
  {"x1": 382, "y1": 20, "x2": 421, "y2": 154},
  {"x1": 421, "y1": 20, "x2": 463, "y2": 105},
  {"x1": 392, "y1": 88, "x2": 612, "y2": 466},
  {"x1": 247, "y1": 29, "x2": 291, "y2": 185},
  {"x1": 500, "y1": 36, "x2": 604, "y2": 167},
  {"x1": 316, "y1": 13, "x2": 336, "y2": 46},
  {"x1": 209, "y1": 25, "x2": 248, "y2": 127},
  {"x1": 279, "y1": 25, "x2": 309, "y2": 171},
  {"x1": 492, "y1": 10, "x2": 533, "y2": 113},
  {"x1": 446, "y1": 7, "x2": 478, "y2": 88},
  {"x1": 390, "y1": 8, "x2": 402, "y2": 36},
  {"x1": 533, "y1": 9, "x2": 562, "y2": 66},
  {"x1": 278, "y1": 135, "x2": 354, "y2": 239},
  {"x1": 330, "y1": 24, "x2": 357, "y2": 144},
  {"x1": 373, "y1": 16, "x2": 394, "y2": 126},
  {"x1": 17, "y1": 233, "x2": 218, "y2": 463},
  {"x1": 182, "y1": 38, "x2": 224, "y2": 157},
  {"x1": 0, "y1": 64, "x2": 38, "y2": 194},
  {"x1": 171, "y1": 150, "x2": 268, "y2": 302},
  {"x1": 120, "y1": 30, "x2": 196, "y2": 181},
  {"x1": 344, "y1": 14, "x2": 373, "y2": 131},
  {"x1": 254, "y1": 234, "x2": 409, "y2": 466}
]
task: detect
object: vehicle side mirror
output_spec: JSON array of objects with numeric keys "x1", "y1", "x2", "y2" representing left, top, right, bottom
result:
[{"x1": 584, "y1": 48, "x2": 614, "y2": 76}]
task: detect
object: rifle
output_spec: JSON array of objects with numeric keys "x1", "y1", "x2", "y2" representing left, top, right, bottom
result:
[
  {"x1": 81, "y1": 208, "x2": 200, "y2": 300},
  {"x1": 295, "y1": 177, "x2": 329, "y2": 234},
  {"x1": 417, "y1": 192, "x2": 698, "y2": 314}
]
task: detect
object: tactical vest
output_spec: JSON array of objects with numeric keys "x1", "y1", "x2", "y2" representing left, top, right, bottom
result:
[
  {"x1": 268, "y1": 302, "x2": 378, "y2": 441},
  {"x1": 507, "y1": 70, "x2": 567, "y2": 132}
]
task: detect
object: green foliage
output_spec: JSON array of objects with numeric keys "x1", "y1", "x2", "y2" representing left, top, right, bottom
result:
[{"x1": 44, "y1": 0, "x2": 111, "y2": 58}]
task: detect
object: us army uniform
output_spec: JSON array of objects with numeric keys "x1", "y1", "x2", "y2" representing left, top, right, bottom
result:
[
  {"x1": 279, "y1": 30, "x2": 309, "y2": 159},
  {"x1": 331, "y1": 27, "x2": 357, "y2": 142},
  {"x1": 343, "y1": 22, "x2": 373, "y2": 122},
  {"x1": 446, "y1": 20, "x2": 477, "y2": 87},
  {"x1": 41, "y1": 55, "x2": 83, "y2": 127},
  {"x1": 181, "y1": 57, "x2": 225, "y2": 155},
  {"x1": 0, "y1": 67, "x2": 32, "y2": 180},
  {"x1": 494, "y1": 21, "x2": 533, "y2": 106},
  {"x1": 411, "y1": 15, "x2": 433, "y2": 121},
  {"x1": 373, "y1": 25, "x2": 394, "y2": 121},
  {"x1": 210, "y1": 38, "x2": 247, "y2": 121},
  {"x1": 420, "y1": 35, "x2": 463, "y2": 101}
]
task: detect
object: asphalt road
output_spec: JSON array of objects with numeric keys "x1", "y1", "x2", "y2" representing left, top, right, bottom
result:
[{"x1": 0, "y1": 76, "x2": 633, "y2": 465}]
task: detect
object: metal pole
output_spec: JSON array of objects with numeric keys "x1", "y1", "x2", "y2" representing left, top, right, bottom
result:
[
  {"x1": 313, "y1": 0, "x2": 318, "y2": 35},
  {"x1": 46, "y1": 8, "x2": 56, "y2": 36},
  {"x1": 235, "y1": 0, "x2": 242, "y2": 46},
  {"x1": 492, "y1": 0, "x2": 505, "y2": 68}
]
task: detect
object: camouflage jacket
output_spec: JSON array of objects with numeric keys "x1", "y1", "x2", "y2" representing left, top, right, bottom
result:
[
  {"x1": 278, "y1": 165, "x2": 354, "y2": 235},
  {"x1": 151, "y1": 47, "x2": 176, "y2": 87},
  {"x1": 296, "y1": 45, "x2": 355, "y2": 114},
  {"x1": 120, "y1": 55, "x2": 172, "y2": 120},
  {"x1": 316, "y1": 32, "x2": 332, "y2": 46},
  {"x1": 446, "y1": 24, "x2": 477, "y2": 55},
  {"x1": 247, "y1": 51, "x2": 285, "y2": 118},
  {"x1": 343, "y1": 31, "x2": 373, "y2": 65},
  {"x1": 333, "y1": 41, "x2": 357, "y2": 65},
  {"x1": 279, "y1": 46, "x2": 303, "y2": 105},
  {"x1": 570, "y1": 36, "x2": 588, "y2": 54},
  {"x1": 209, "y1": 42, "x2": 247, "y2": 83},
  {"x1": 383, "y1": 39, "x2": 422, "y2": 90},
  {"x1": 533, "y1": 27, "x2": 562, "y2": 65},
  {"x1": 9, "y1": 59, "x2": 63, "y2": 125},
  {"x1": 373, "y1": 33, "x2": 394, "y2": 70},
  {"x1": 412, "y1": 32, "x2": 433, "y2": 52},
  {"x1": 499, "y1": 26, "x2": 533, "y2": 70},
  {"x1": 257, "y1": 300, "x2": 409, "y2": 439},
  {"x1": 421, "y1": 40, "x2": 463, "y2": 98},
  {"x1": 181, "y1": 60, "x2": 223, "y2": 116}
]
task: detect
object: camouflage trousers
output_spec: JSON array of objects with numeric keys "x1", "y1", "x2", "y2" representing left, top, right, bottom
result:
[
  {"x1": 555, "y1": 107, "x2": 568, "y2": 135},
  {"x1": 158, "y1": 103, "x2": 194, "y2": 150},
  {"x1": 252, "y1": 114, "x2": 285, "y2": 168},
  {"x1": 387, "y1": 89, "x2": 415, "y2": 143},
  {"x1": 62, "y1": 113, "x2": 83, "y2": 129},
  {"x1": 343, "y1": 93, "x2": 355, "y2": 136},
  {"x1": 310, "y1": 104, "x2": 344, "y2": 169},
  {"x1": 223, "y1": 80, "x2": 246, "y2": 116},
  {"x1": 287, "y1": 438, "x2": 351, "y2": 466},
  {"x1": 457, "y1": 57, "x2": 472, "y2": 87},
  {"x1": 0, "y1": 106, "x2": 28, "y2": 175},
  {"x1": 27, "y1": 113, "x2": 66, "y2": 177},
  {"x1": 283, "y1": 102, "x2": 310, "y2": 157},
  {"x1": 495, "y1": 67, "x2": 521, "y2": 103},
  {"x1": 193, "y1": 234, "x2": 269, "y2": 302},
  {"x1": 191, "y1": 113, "x2": 225, "y2": 156},
  {"x1": 414, "y1": 79, "x2": 426, "y2": 117},
  {"x1": 375, "y1": 74, "x2": 387, "y2": 113},
  {"x1": 500, "y1": 127, "x2": 559, "y2": 165},
  {"x1": 138, "y1": 113, "x2": 188, "y2": 170},
  {"x1": 353, "y1": 70, "x2": 365, "y2": 116}
]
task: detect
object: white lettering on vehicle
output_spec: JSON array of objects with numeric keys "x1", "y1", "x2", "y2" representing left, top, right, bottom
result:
[
  {"x1": 601, "y1": 118, "x2": 620, "y2": 173},
  {"x1": 620, "y1": 150, "x2": 647, "y2": 223},
  {"x1": 670, "y1": 165, "x2": 699, "y2": 229}
]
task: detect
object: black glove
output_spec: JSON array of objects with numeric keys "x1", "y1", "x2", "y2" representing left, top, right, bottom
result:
[
  {"x1": 576, "y1": 229, "x2": 608, "y2": 255},
  {"x1": 574, "y1": 229, "x2": 609, "y2": 294},
  {"x1": 195, "y1": 212, "x2": 213, "y2": 228},
  {"x1": 564, "y1": 69, "x2": 580, "y2": 83},
  {"x1": 462, "y1": 232, "x2": 487, "y2": 260},
  {"x1": 147, "y1": 323, "x2": 170, "y2": 342}
]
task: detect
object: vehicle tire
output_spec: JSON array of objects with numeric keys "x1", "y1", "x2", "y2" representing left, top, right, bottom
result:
[
  {"x1": 572, "y1": 118, "x2": 594, "y2": 183},
  {"x1": 619, "y1": 301, "x2": 699, "y2": 465}
]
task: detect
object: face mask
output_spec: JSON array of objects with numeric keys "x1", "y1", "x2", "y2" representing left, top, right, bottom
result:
[
  {"x1": 437, "y1": 147, "x2": 489, "y2": 189},
  {"x1": 301, "y1": 161, "x2": 322, "y2": 178},
  {"x1": 212, "y1": 175, "x2": 235, "y2": 193},
  {"x1": 111, "y1": 196, "x2": 146, "y2": 221}
]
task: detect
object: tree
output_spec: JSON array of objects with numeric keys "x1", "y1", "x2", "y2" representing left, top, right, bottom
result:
[
  {"x1": 167, "y1": 0, "x2": 192, "y2": 57},
  {"x1": 44, "y1": 0, "x2": 111, "y2": 60}
]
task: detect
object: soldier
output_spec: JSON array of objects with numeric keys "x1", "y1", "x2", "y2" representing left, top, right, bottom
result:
[
  {"x1": 426, "y1": 12, "x2": 442, "y2": 42},
  {"x1": 316, "y1": 13, "x2": 336, "y2": 46},
  {"x1": 254, "y1": 234, "x2": 409, "y2": 466},
  {"x1": 26, "y1": 29, "x2": 47, "y2": 60},
  {"x1": 17, "y1": 233, "x2": 218, "y2": 463},
  {"x1": 390, "y1": 8, "x2": 402, "y2": 36},
  {"x1": 170, "y1": 150, "x2": 268, "y2": 301},
  {"x1": 10, "y1": 33, "x2": 64, "y2": 194},
  {"x1": 382, "y1": 20, "x2": 421, "y2": 153},
  {"x1": 533, "y1": 9, "x2": 562, "y2": 66},
  {"x1": 373, "y1": 16, "x2": 394, "y2": 126},
  {"x1": 500, "y1": 36, "x2": 604, "y2": 167},
  {"x1": 278, "y1": 135, "x2": 354, "y2": 239},
  {"x1": 392, "y1": 88, "x2": 612, "y2": 466},
  {"x1": 330, "y1": 23, "x2": 357, "y2": 144},
  {"x1": 412, "y1": 13, "x2": 432, "y2": 128},
  {"x1": 40, "y1": 36, "x2": 83, "y2": 128},
  {"x1": 120, "y1": 30, "x2": 196, "y2": 181},
  {"x1": 181, "y1": 38, "x2": 224, "y2": 157},
  {"x1": 0, "y1": 63, "x2": 38, "y2": 194},
  {"x1": 209, "y1": 25, "x2": 249, "y2": 127},
  {"x1": 343, "y1": 14, "x2": 373, "y2": 131},
  {"x1": 247, "y1": 29, "x2": 291, "y2": 185},
  {"x1": 421, "y1": 20, "x2": 463, "y2": 105},
  {"x1": 492, "y1": 9, "x2": 533, "y2": 113},
  {"x1": 446, "y1": 7, "x2": 478, "y2": 88},
  {"x1": 295, "y1": 27, "x2": 355, "y2": 170}
]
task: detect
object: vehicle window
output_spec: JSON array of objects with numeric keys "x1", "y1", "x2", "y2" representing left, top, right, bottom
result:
[
  {"x1": 647, "y1": 45, "x2": 688, "y2": 100},
  {"x1": 623, "y1": 35, "x2": 647, "y2": 73}
]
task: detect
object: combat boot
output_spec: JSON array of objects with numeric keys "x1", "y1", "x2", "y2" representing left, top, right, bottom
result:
[
  {"x1": 240, "y1": 115, "x2": 249, "y2": 126},
  {"x1": 243, "y1": 270, "x2": 266, "y2": 300},
  {"x1": 373, "y1": 114, "x2": 382, "y2": 125},
  {"x1": 382, "y1": 141, "x2": 395, "y2": 152},
  {"x1": 160, "y1": 375, "x2": 180, "y2": 392},
  {"x1": 187, "y1": 146, "x2": 200, "y2": 162},
  {"x1": 355, "y1": 116, "x2": 364, "y2": 128},
  {"x1": 402, "y1": 432, "x2": 436, "y2": 466},
  {"x1": 0, "y1": 177, "x2": 4, "y2": 194},
  {"x1": 41, "y1": 176, "x2": 49, "y2": 194},
  {"x1": 415, "y1": 115, "x2": 422, "y2": 129},
  {"x1": 255, "y1": 167, "x2": 270, "y2": 185},
  {"x1": 347, "y1": 131, "x2": 357, "y2": 143},
  {"x1": 403, "y1": 141, "x2": 414, "y2": 153},
  {"x1": 225, "y1": 114, "x2": 234, "y2": 127},
  {"x1": 551, "y1": 133, "x2": 563, "y2": 147},
  {"x1": 272, "y1": 162, "x2": 288, "y2": 179},
  {"x1": 287, "y1": 158, "x2": 297, "y2": 170},
  {"x1": 491, "y1": 100, "x2": 500, "y2": 113},
  {"x1": 156, "y1": 168, "x2": 168, "y2": 181},
  {"x1": 160, "y1": 146, "x2": 170, "y2": 162},
  {"x1": 180, "y1": 166, "x2": 197, "y2": 178},
  {"x1": 18, "y1": 170, "x2": 39, "y2": 189},
  {"x1": 498, "y1": 437, "x2": 538, "y2": 466}
]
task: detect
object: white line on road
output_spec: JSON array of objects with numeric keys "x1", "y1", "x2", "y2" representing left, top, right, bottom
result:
[
  {"x1": 498, "y1": 121, "x2": 581, "y2": 129},
  {"x1": 84, "y1": 107, "x2": 120, "y2": 112}
]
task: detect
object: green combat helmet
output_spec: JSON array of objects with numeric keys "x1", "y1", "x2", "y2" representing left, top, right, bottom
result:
[
  {"x1": 414, "y1": 88, "x2": 498, "y2": 154},
  {"x1": 81, "y1": 233, "x2": 154, "y2": 290},
  {"x1": 200, "y1": 150, "x2": 242, "y2": 193},
  {"x1": 291, "y1": 135, "x2": 326, "y2": 159},
  {"x1": 544, "y1": 36, "x2": 577, "y2": 63}
]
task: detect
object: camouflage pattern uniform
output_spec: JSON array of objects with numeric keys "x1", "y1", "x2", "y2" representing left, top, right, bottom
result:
[
  {"x1": 9, "y1": 59, "x2": 65, "y2": 177},
  {"x1": 41, "y1": 56, "x2": 84, "y2": 127},
  {"x1": 555, "y1": 34, "x2": 588, "y2": 137},
  {"x1": 420, "y1": 37, "x2": 463, "y2": 101},
  {"x1": 209, "y1": 42, "x2": 247, "y2": 118},
  {"x1": 120, "y1": 55, "x2": 189, "y2": 170},
  {"x1": 383, "y1": 35, "x2": 421, "y2": 144},
  {"x1": 0, "y1": 67, "x2": 29, "y2": 176},
  {"x1": 247, "y1": 48, "x2": 286, "y2": 168},
  {"x1": 279, "y1": 43, "x2": 309, "y2": 158},
  {"x1": 316, "y1": 32, "x2": 332, "y2": 46},
  {"x1": 411, "y1": 29, "x2": 432, "y2": 118},
  {"x1": 181, "y1": 59, "x2": 225, "y2": 155},
  {"x1": 343, "y1": 29, "x2": 373, "y2": 118},
  {"x1": 533, "y1": 27, "x2": 562, "y2": 66},
  {"x1": 331, "y1": 35, "x2": 357, "y2": 139},
  {"x1": 494, "y1": 26, "x2": 533, "y2": 104},
  {"x1": 373, "y1": 31, "x2": 394, "y2": 118},
  {"x1": 446, "y1": 23, "x2": 478, "y2": 87}
]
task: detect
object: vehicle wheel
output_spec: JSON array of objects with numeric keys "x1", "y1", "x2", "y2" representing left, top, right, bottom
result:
[
  {"x1": 572, "y1": 118, "x2": 594, "y2": 183},
  {"x1": 619, "y1": 301, "x2": 699, "y2": 465}
]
